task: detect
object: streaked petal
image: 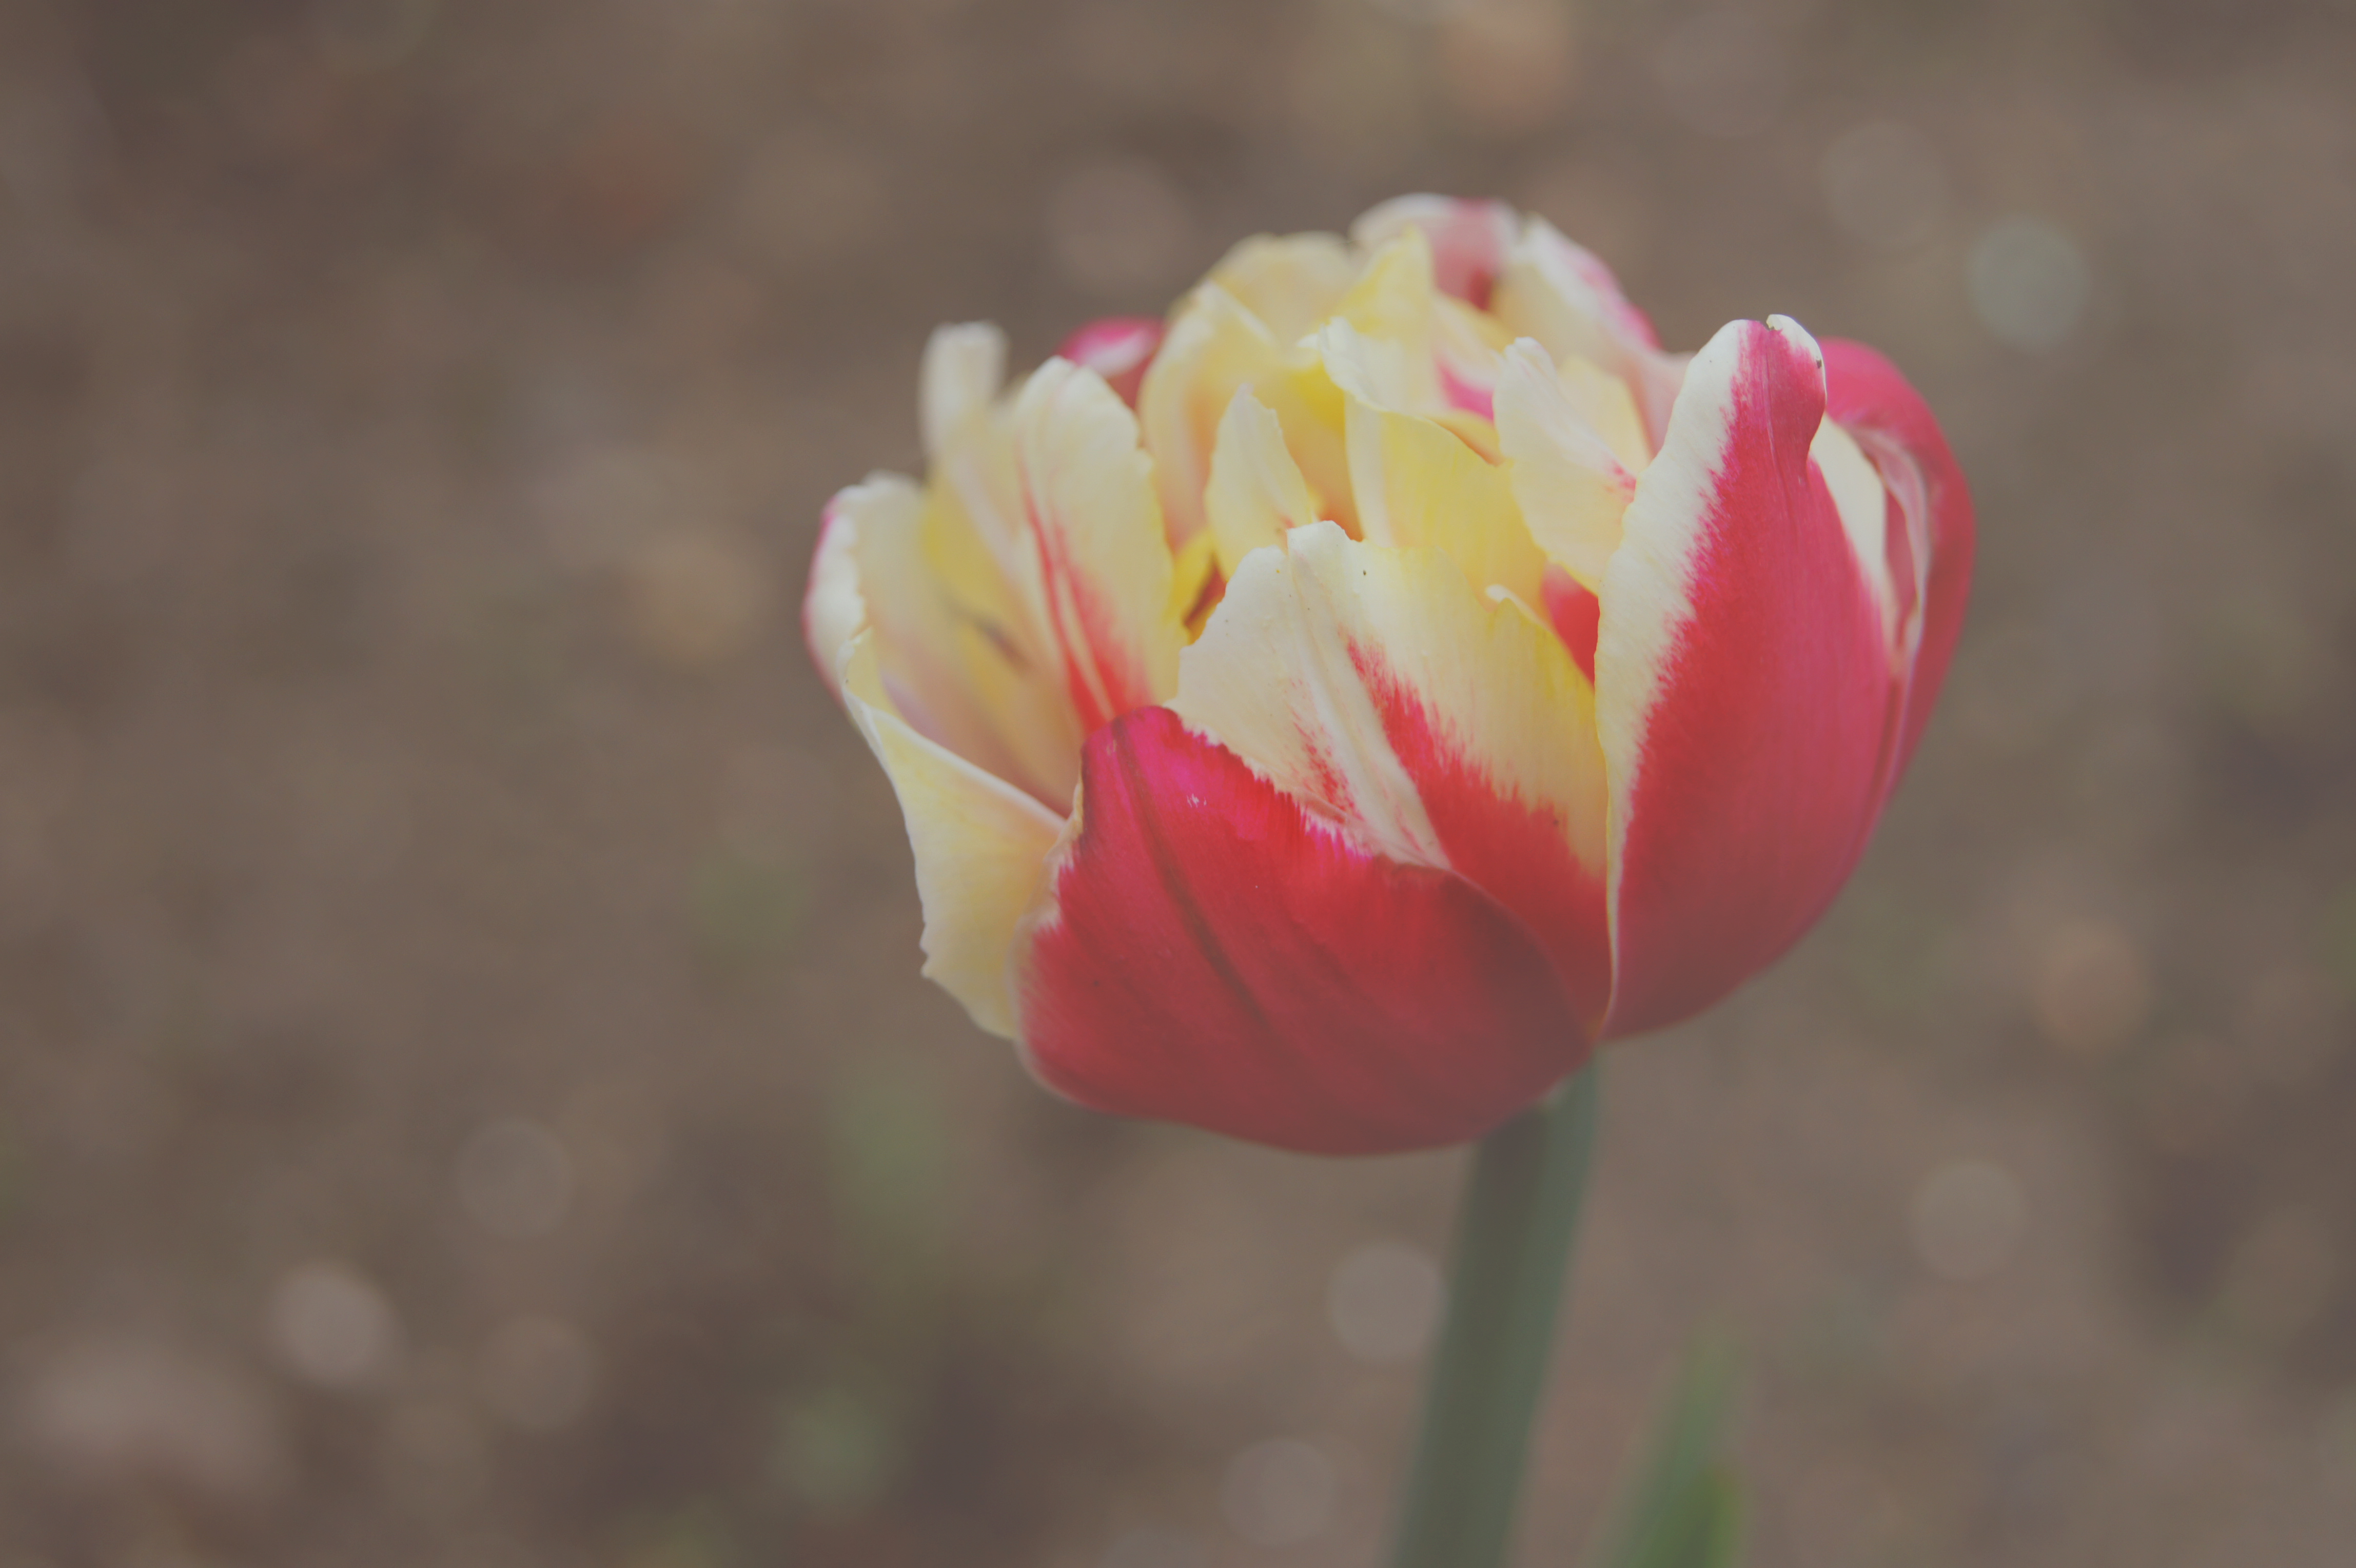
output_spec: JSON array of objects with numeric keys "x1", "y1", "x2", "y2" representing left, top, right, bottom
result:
[
  {"x1": 842, "y1": 633, "x2": 1066, "y2": 1038},
  {"x1": 856, "y1": 472, "x2": 1083, "y2": 806},
  {"x1": 921, "y1": 323, "x2": 1006, "y2": 463},
  {"x1": 1014, "y1": 706, "x2": 1587, "y2": 1154},
  {"x1": 1058, "y1": 316, "x2": 1164, "y2": 407},
  {"x1": 1598, "y1": 316, "x2": 1908, "y2": 1037},
  {"x1": 1351, "y1": 195, "x2": 1520, "y2": 306},
  {"x1": 1175, "y1": 522, "x2": 1611, "y2": 1022},
  {"x1": 1009, "y1": 358, "x2": 1185, "y2": 731},
  {"x1": 1491, "y1": 217, "x2": 1685, "y2": 441},
  {"x1": 1205, "y1": 388, "x2": 1321, "y2": 580}
]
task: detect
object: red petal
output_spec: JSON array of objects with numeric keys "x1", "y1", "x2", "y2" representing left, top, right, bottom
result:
[
  {"x1": 1017, "y1": 707, "x2": 1588, "y2": 1154},
  {"x1": 1057, "y1": 317, "x2": 1165, "y2": 408},
  {"x1": 1822, "y1": 339, "x2": 1975, "y2": 782},
  {"x1": 1601, "y1": 319, "x2": 1918, "y2": 1038},
  {"x1": 1541, "y1": 563, "x2": 1601, "y2": 683}
]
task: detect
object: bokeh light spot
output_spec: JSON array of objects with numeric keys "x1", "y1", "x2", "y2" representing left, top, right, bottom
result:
[
  {"x1": 478, "y1": 1315, "x2": 599, "y2": 1432},
  {"x1": 1911, "y1": 1160, "x2": 2027, "y2": 1282},
  {"x1": 1969, "y1": 217, "x2": 2091, "y2": 351},
  {"x1": 1220, "y1": 1437, "x2": 1337, "y2": 1547},
  {"x1": 454, "y1": 1119, "x2": 575, "y2": 1240},
  {"x1": 268, "y1": 1261, "x2": 403, "y2": 1390},
  {"x1": 2032, "y1": 919, "x2": 2151, "y2": 1054},
  {"x1": 1327, "y1": 1240, "x2": 1444, "y2": 1364},
  {"x1": 1820, "y1": 121, "x2": 1948, "y2": 250}
]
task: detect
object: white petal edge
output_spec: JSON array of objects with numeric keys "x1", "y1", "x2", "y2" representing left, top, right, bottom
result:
[{"x1": 804, "y1": 483, "x2": 874, "y2": 698}]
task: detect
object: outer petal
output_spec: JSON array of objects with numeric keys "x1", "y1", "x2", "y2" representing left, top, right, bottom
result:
[
  {"x1": 841, "y1": 633, "x2": 1066, "y2": 1038},
  {"x1": 803, "y1": 485, "x2": 870, "y2": 696},
  {"x1": 1821, "y1": 338, "x2": 1975, "y2": 779},
  {"x1": 1598, "y1": 317, "x2": 1910, "y2": 1038},
  {"x1": 1013, "y1": 707, "x2": 1587, "y2": 1154},
  {"x1": 1173, "y1": 522, "x2": 1612, "y2": 1025},
  {"x1": 848, "y1": 472, "x2": 1083, "y2": 807}
]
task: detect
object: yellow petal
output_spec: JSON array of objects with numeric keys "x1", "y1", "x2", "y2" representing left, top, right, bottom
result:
[
  {"x1": 1137, "y1": 282, "x2": 1285, "y2": 546},
  {"x1": 1490, "y1": 217, "x2": 1688, "y2": 442},
  {"x1": 861, "y1": 471, "x2": 1083, "y2": 806},
  {"x1": 1493, "y1": 339, "x2": 1636, "y2": 591},
  {"x1": 843, "y1": 632, "x2": 1066, "y2": 1037},
  {"x1": 921, "y1": 323, "x2": 1007, "y2": 463},
  {"x1": 1334, "y1": 230, "x2": 1441, "y2": 380},
  {"x1": 1329, "y1": 349, "x2": 1547, "y2": 612},
  {"x1": 1209, "y1": 231, "x2": 1358, "y2": 344},
  {"x1": 1205, "y1": 388, "x2": 1321, "y2": 581}
]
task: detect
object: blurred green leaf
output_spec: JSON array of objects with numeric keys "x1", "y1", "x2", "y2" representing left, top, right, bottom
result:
[
  {"x1": 824, "y1": 1060, "x2": 950, "y2": 1301},
  {"x1": 690, "y1": 847, "x2": 807, "y2": 970},
  {"x1": 774, "y1": 1373, "x2": 905, "y2": 1519},
  {"x1": 1589, "y1": 1338, "x2": 1745, "y2": 1568}
]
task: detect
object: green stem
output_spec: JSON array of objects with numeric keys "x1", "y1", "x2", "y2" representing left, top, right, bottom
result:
[{"x1": 1387, "y1": 1063, "x2": 1603, "y2": 1568}]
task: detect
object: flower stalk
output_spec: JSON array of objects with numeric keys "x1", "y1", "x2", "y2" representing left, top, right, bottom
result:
[{"x1": 1387, "y1": 1062, "x2": 1603, "y2": 1568}]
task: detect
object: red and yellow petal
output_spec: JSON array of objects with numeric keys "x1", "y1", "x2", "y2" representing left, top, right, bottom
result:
[
  {"x1": 1173, "y1": 522, "x2": 1612, "y2": 1026},
  {"x1": 1013, "y1": 706, "x2": 1587, "y2": 1154},
  {"x1": 1006, "y1": 358, "x2": 1186, "y2": 732},
  {"x1": 1597, "y1": 316, "x2": 1914, "y2": 1038}
]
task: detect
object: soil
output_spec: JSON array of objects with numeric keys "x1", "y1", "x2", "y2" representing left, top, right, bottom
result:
[{"x1": 3, "y1": 0, "x2": 2355, "y2": 1564}]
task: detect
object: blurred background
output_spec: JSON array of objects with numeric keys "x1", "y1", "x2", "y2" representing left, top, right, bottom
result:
[{"x1": 2, "y1": 0, "x2": 2354, "y2": 1563}]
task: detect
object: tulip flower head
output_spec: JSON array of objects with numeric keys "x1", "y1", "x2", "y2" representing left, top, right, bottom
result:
[{"x1": 806, "y1": 197, "x2": 1972, "y2": 1154}]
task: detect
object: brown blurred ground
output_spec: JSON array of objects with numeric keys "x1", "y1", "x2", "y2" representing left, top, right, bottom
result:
[{"x1": 3, "y1": 0, "x2": 2355, "y2": 1563}]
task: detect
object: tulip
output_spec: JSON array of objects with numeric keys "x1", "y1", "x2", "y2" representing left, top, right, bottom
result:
[{"x1": 806, "y1": 195, "x2": 1971, "y2": 1157}]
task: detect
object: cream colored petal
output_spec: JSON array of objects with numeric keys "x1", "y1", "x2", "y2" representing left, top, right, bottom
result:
[
  {"x1": 1329, "y1": 231, "x2": 1443, "y2": 409},
  {"x1": 921, "y1": 323, "x2": 1007, "y2": 464},
  {"x1": 1205, "y1": 388, "x2": 1322, "y2": 580},
  {"x1": 857, "y1": 471, "x2": 1082, "y2": 806},
  {"x1": 1136, "y1": 281, "x2": 1286, "y2": 546},
  {"x1": 1209, "y1": 231, "x2": 1358, "y2": 344},
  {"x1": 1493, "y1": 340, "x2": 1636, "y2": 591},
  {"x1": 1491, "y1": 217, "x2": 1687, "y2": 444},
  {"x1": 843, "y1": 632, "x2": 1065, "y2": 1037},
  {"x1": 1337, "y1": 380, "x2": 1547, "y2": 612},
  {"x1": 1812, "y1": 414, "x2": 1904, "y2": 650}
]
